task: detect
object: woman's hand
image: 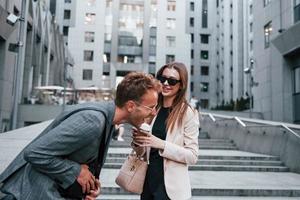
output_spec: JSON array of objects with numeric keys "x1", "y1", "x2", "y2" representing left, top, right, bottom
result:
[
  {"x1": 133, "y1": 133, "x2": 165, "y2": 150},
  {"x1": 84, "y1": 179, "x2": 101, "y2": 200}
]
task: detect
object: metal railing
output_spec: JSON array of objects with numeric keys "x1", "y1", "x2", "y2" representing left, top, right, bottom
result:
[{"x1": 202, "y1": 112, "x2": 300, "y2": 140}]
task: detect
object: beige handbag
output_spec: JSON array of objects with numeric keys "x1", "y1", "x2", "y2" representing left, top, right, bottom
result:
[{"x1": 115, "y1": 151, "x2": 148, "y2": 194}]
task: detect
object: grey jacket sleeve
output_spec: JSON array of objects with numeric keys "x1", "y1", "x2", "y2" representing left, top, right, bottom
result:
[{"x1": 23, "y1": 110, "x2": 106, "y2": 189}]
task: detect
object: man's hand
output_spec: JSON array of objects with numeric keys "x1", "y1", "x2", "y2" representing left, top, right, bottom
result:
[
  {"x1": 77, "y1": 164, "x2": 97, "y2": 194},
  {"x1": 85, "y1": 179, "x2": 101, "y2": 200}
]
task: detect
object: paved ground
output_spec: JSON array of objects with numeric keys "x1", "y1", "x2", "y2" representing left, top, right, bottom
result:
[{"x1": 1, "y1": 122, "x2": 300, "y2": 199}]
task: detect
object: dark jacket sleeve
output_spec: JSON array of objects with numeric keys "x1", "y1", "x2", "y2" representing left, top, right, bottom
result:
[{"x1": 23, "y1": 110, "x2": 106, "y2": 189}]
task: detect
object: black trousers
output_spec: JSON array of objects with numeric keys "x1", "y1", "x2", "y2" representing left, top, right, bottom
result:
[{"x1": 141, "y1": 179, "x2": 170, "y2": 200}]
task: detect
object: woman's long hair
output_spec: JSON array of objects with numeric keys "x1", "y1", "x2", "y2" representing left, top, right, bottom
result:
[{"x1": 156, "y1": 62, "x2": 190, "y2": 133}]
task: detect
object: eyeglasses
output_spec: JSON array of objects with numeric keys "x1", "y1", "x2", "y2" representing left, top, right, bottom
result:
[
  {"x1": 157, "y1": 75, "x2": 181, "y2": 86},
  {"x1": 134, "y1": 101, "x2": 157, "y2": 112}
]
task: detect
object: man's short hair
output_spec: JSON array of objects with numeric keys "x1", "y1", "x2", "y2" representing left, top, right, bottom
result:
[{"x1": 115, "y1": 72, "x2": 161, "y2": 107}]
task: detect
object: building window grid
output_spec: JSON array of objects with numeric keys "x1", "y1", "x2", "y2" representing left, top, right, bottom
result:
[
  {"x1": 294, "y1": 0, "x2": 300, "y2": 23},
  {"x1": 166, "y1": 18, "x2": 176, "y2": 29},
  {"x1": 166, "y1": 36, "x2": 176, "y2": 47},
  {"x1": 87, "y1": 0, "x2": 96, "y2": 6},
  {"x1": 190, "y1": 2, "x2": 195, "y2": 11},
  {"x1": 84, "y1": 50, "x2": 94, "y2": 61},
  {"x1": 202, "y1": 0, "x2": 208, "y2": 28},
  {"x1": 201, "y1": 66, "x2": 209, "y2": 75},
  {"x1": 264, "y1": 0, "x2": 271, "y2": 7},
  {"x1": 166, "y1": 55, "x2": 175, "y2": 63},
  {"x1": 84, "y1": 32, "x2": 95, "y2": 42},
  {"x1": 63, "y1": 26, "x2": 69, "y2": 36},
  {"x1": 167, "y1": 1, "x2": 176, "y2": 11},
  {"x1": 190, "y1": 17, "x2": 194, "y2": 27},
  {"x1": 201, "y1": 50, "x2": 209, "y2": 60},
  {"x1": 191, "y1": 65, "x2": 194, "y2": 75},
  {"x1": 200, "y1": 82, "x2": 209, "y2": 92},
  {"x1": 85, "y1": 13, "x2": 96, "y2": 25},
  {"x1": 200, "y1": 34, "x2": 209, "y2": 44},
  {"x1": 82, "y1": 69, "x2": 93, "y2": 80},
  {"x1": 64, "y1": 10, "x2": 71, "y2": 19},
  {"x1": 295, "y1": 67, "x2": 300, "y2": 93},
  {"x1": 264, "y1": 22, "x2": 272, "y2": 48}
]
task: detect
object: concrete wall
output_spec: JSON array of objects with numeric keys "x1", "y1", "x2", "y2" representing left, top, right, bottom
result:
[{"x1": 201, "y1": 114, "x2": 300, "y2": 173}]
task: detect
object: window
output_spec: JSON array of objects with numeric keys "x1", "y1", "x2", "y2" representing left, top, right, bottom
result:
[
  {"x1": 200, "y1": 34, "x2": 209, "y2": 44},
  {"x1": 103, "y1": 53, "x2": 110, "y2": 63},
  {"x1": 190, "y1": 17, "x2": 194, "y2": 27},
  {"x1": 249, "y1": 4, "x2": 253, "y2": 14},
  {"x1": 264, "y1": 0, "x2": 271, "y2": 7},
  {"x1": 166, "y1": 36, "x2": 176, "y2": 47},
  {"x1": 166, "y1": 18, "x2": 176, "y2": 29},
  {"x1": 64, "y1": 10, "x2": 71, "y2": 19},
  {"x1": 250, "y1": 40, "x2": 253, "y2": 51},
  {"x1": 191, "y1": 65, "x2": 194, "y2": 75},
  {"x1": 190, "y1": 82, "x2": 194, "y2": 92},
  {"x1": 294, "y1": 0, "x2": 300, "y2": 23},
  {"x1": 250, "y1": 22, "x2": 253, "y2": 32},
  {"x1": 105, "y1": 33, "x2": 111, "y2": 42},
  {"x1": 166, "y1": 55, "x2": 175, "y2": 63},
  {"x1": 82, "y1": 69, "x2": 93, "y2": 80},
  {"x1": 201, "y1": 66, "x2": 209, "y2": 75},
  {"x1": 295, "y1": 67, "x2": 300, "y2": 93},
  {"x1": 200, "y1": 99, "x2": 209, "y2": 108},
  {"x1": 65, "y1": 0, "x2": 71, "y2": 3},
  {"x1": 167, "y1": 1, "x2": 176, "y2": 11},
  {"x1": 85, "y1": 13, "x2": 96, "y2": 25},
  {"x1": 84, "y1": 32, "x2": 95, "y2": 42},
  {"x1": 150, "y1": 37, "x2": 156, "y2": 46},
  {"x1": 84, "y1": 50, "x2": 94, "y2": 61},
  {"x1": 200, "y1": 82, "x2": 209, "y2": 92},
  {"x1": 190, "y1": 2, "x2": 195, "y2": 11},
  {"x1": 63, "y1": 26, "x2": 69, "y2": 36},
  {"x1": 191, "y1": 49, "x2": 194, "y2": 59},
  {"x1": 202, "y1": 0, "x2": 208, "y2": 28},
  {"x1": 191, "y1": 33, "x2": 194, "y2": 43},
  {"x1": 201, "y1": 50, "x2": 209, "y2": 59},
  {"x1": 118, "y1": 55, "x2": 142, "y2": 63},
  {"x1": 264, "y1": 22, "x2": 272, "y2": 48},
  {"x1": 106, "y1": 0, "x2": 112, "y2": 8},
  {"x1": 86, "y1": 0, "x2": 95, "y2": 6}
]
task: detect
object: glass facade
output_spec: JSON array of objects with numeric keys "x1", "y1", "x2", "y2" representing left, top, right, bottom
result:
[
  {"x1": 264, "y1": 22, "x2": 272, "y2": 48},
  {"x1": 202, "y1": 0, "x2": 208, "y2": 28},
  {"x1": 117, "y1": 1, "x2": 144, "y2": 64},
  {"x1": 295, "y1": 0, "x2": 300, "y2": 23}
]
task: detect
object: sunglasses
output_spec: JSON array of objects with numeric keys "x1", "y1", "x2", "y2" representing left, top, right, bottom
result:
[{"x1": 157, "y1": 76, "x2": 181, "y2": 86}]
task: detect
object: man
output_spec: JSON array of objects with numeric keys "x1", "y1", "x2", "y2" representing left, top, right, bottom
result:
[{"x1": 0, "y1": 72, "x2": 160, "y2": 200}]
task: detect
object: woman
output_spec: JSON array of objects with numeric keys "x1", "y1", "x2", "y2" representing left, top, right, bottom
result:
[{"x1": 133, "y1": 62, "x2": 200, "y2": 200}]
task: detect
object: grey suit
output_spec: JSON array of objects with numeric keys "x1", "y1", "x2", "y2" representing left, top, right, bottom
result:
[{"x1": 0, "y1": 101, "x2": 115, "y2": 200}]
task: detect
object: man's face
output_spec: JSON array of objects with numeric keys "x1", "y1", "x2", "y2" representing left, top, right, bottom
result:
[{"x1": 128, "y1": 89, "x2": 158, "y2": 128}]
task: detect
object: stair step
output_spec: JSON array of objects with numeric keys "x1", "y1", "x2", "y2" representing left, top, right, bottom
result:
[
  {"x1": 99, "y1": 187, "x2": 300, "y2": 197},
  {"x1": 103, "y1": 163, "x2": 288, "y2": 172},
  {"x1": 199, "y1": 146, "x2": 238, "y2": 150},
  {"x1": 104, "y1": 158, "x2": 283, "y2": 166},
  {"x1": 107, "y1": 153, "x2": 280, "y2": 161},
  {"x1": 98, "y1": 196, "x2": 300, "y2": 200}
]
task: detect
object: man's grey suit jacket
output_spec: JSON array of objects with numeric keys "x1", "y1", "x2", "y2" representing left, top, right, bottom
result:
[{"x1": 0, "y1": 101, "x2": 115, "y2": 200}]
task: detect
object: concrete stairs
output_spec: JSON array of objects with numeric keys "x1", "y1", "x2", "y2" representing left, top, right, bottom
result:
[{"x1": 98, "y1": 129, "x2": 300, "y2": 199}]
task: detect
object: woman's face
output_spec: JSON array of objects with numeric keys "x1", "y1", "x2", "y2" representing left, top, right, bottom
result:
[{"x1": 160, "y1": 67, "x2": 181, "y2": 98}]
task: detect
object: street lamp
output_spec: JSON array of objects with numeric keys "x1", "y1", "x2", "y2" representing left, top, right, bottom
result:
[{"x1": 244, "y1": 58, "x2": 259, "y2": 118}]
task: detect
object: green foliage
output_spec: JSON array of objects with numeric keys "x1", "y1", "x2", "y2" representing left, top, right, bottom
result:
[{"x1": 211, "y1": 97, "x2": 250, "y2": 111}]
